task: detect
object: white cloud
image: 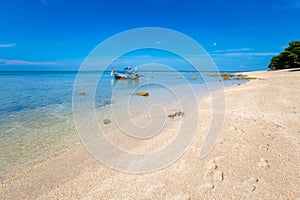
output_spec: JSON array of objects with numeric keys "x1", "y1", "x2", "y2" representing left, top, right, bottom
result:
[
  {"x1": 0, "y1": 58, "x2": 57, "y2": 66},
  {"x1": 210, "y1": 52, "x2": 278, "y2": 57},
  {"x1": 212, "y1": 48, "x2": 251, "y2": 53},
  {"x1": 0, "y1": 43, "x2": 16, "y2": 48}
]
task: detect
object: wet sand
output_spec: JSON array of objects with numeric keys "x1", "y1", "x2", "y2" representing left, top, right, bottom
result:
[{"x1": 1, "y1": 69, "x2": 300, "y2": 199}]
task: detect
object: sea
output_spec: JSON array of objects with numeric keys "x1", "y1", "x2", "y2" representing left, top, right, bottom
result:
[{"x1": 0, "y1": 71, "x2": 244, "y2": 181}]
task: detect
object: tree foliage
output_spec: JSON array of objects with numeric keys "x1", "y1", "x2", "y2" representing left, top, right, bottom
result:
[{"x1": 268, "y1": 41, "x2": 300, "y2": 70}]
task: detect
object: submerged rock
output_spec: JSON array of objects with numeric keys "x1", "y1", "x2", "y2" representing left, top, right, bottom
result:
[
  {"x1": 136, "y1": 92, "x2": 149, "y2": 97},
  {"x1": 210, "y1": 73, "x2": 235, "y2": 77},
  {"x1": 234, "y1": 77, "x2": 257, "y2": 81},
  {"x1": 103, "y1": 119, "x2": 111, "y2": 125},
  {"x1": 189, "y1": 77, "x2": 197, "y2": 80},
  {"x1": 103, "y1": 98, "x2": 112, "y2": 105}
]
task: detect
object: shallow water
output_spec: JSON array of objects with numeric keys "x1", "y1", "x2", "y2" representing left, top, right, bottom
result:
[{"x1": 0, "y1": 71, "x2": 242, "y2": 180}]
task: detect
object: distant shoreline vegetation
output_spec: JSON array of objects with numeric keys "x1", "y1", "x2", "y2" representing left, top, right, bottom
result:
[
  {"x1": 0, "y1": 70, "x2": 252, "y2": 73},
  {"x1": 268, "y1": 41, "x2": 300, "y2": 70}
]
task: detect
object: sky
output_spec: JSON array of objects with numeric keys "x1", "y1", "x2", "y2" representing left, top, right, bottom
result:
[{"x1": 0, "y1": 0, "x2": 299, "y2": 71}]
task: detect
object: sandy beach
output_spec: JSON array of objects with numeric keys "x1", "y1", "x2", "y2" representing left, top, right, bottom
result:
[{"x1": 1, "y1": 69, "x2": 300, "y2": 199}]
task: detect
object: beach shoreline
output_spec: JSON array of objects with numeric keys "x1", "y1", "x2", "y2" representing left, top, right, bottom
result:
[{"x1": 1, "y1": 69, "x2": 300, "y2": 199}]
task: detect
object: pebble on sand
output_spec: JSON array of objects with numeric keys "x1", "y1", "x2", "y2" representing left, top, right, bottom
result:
[{"x1": 168, "y1": 111, "x2": 184, "y2": 119}]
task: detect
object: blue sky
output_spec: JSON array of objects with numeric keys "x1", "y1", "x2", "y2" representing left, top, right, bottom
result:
[{"x1": 0, "y1": 0, "x2": 299, "y2": 71}]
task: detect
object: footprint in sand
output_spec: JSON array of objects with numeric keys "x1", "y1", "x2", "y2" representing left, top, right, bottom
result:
[
  {"x1": 242, "y1": 177, "x2": 259, "y2": 192},
  {"x1": 259, "y1": 144, "x2": 270, "y2": 151},
  {"x1": 201, "y1": 157, "x2": 225, "y2": 191},
  {"x1": 257, "y1": 158, "x2": 270, "y2": 169},
  {"x1": 274, "y1": 123, "x2": 284, "y2": 129},
  {"x1": 213, "y1": 170, "x2": 224, "y2": 182},
  {"x1": 263, "y1": 133, "x2": 274, "y2": 140},
  {"x1": 206, "y1": 159, "x2": 217, "y2": 170},
  {"x1": 218, "y1": 138, "x2": 225, "y2": 144}
]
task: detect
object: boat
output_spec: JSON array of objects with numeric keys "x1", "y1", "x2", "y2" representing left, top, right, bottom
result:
[{"x1": 111, "y1": 67, "x2": 140, "y2": 80}]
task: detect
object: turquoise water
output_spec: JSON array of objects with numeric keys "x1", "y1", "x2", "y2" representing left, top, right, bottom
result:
[
  {"x1": 0, "y1": 71, "x2": 242, "y2": 180},
  {"x1": 0, "y1": 72, "x2": 77, "y2": 180}
]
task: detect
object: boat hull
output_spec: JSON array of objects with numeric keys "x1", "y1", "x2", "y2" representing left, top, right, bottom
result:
[{"x1": 114, "y1": 72, "x2": 139, "y2": 80}]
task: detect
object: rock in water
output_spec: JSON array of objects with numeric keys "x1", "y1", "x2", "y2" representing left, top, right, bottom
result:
[
  {"x1": 136, "y1": 92, "x2": 149, "y2": 96},
  {"x1": 103, "y1": 98, "x2": 112, "y2": 105},
  {"x1": 103, "y1": 119, "x2": 111, "y2": 125}
]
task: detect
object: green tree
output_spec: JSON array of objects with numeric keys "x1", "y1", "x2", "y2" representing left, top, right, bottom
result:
[{"x1": 268, "y1": 41, "x2": 300, "y2": 70}]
